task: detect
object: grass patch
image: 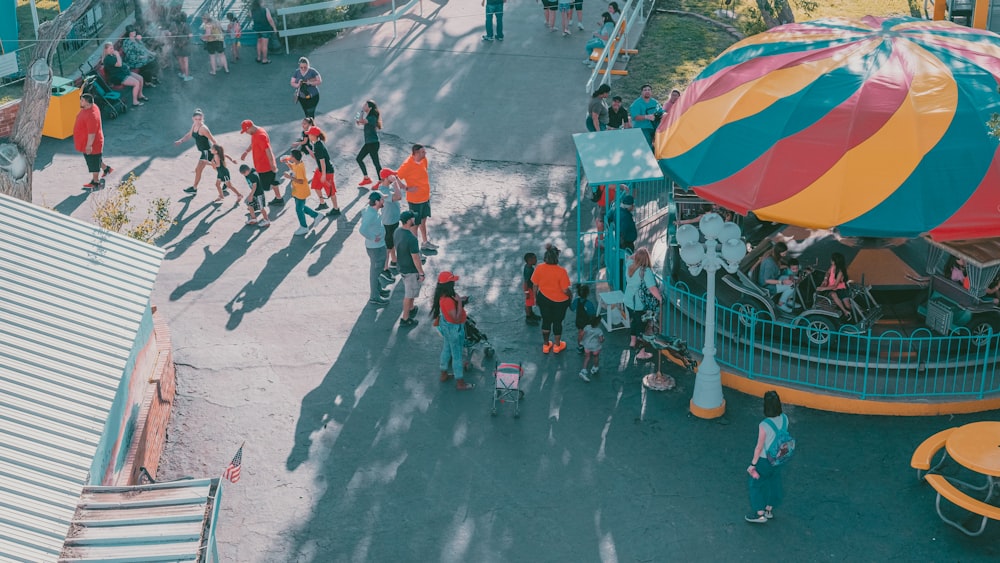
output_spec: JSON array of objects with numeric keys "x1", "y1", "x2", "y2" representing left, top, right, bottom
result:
[
  {"x1": 613, "y1": 13, "x2": 736, "y2": 100},
  {"x1": 614, "y1": 0, "x2": 923, "y2": 100},
  {"x1": 15, "y1": 0, "x2": 61, "y2": 42}
]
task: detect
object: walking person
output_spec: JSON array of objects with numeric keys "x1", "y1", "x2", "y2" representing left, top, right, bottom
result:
[
  {"x1": 572, "y1": 0, "x2": 585, "y2": 30},
  {"x1": 586, "y1": 84, "x2": 610, "y2": 132},
  {"x1": 240, "y1": 120, "x2": 282, "y2": 205},
  {"x1": 209, "y1": 144, "x2": 243, "y2": 203},
  {"x1": 378, "y1": 169, "x2": 403, "y2": 282},
  {"x1": 74, "y1": 93, "x2": 112, "y2": 189},
  {"x1": 290, "y1": 117, "x2": 315, "y2": 157},
  {"x1": 225, "y1": 12, "x2": 242, "y2": 62},
  {"x1": 354, "y1": 100, "x2": 383, "y2": 186},
  {"x1": 579, "y1": 316, "x2": 604, "y2": 382},
  {"x1": 170, "y1": 11, "x2": 194, "y2": 81},
  {"x1": 250, "y1": 0, "x2": 277, "y2": 64},
  {"x1": 482, "y1": 0, "x2": 505, "y2": 41},
  {"x1": 281, "y1": 149, "x2": 322, "y2": 236},
  {"x1": 306, "y1": 126, "x2": 340, "y2": 216},
  {"x1": 397, "y1": 144, "x2": 438, "y2": 251},
  {"x1": 291, "y1": 57, "x2": 322, "y2": 118},
  {"x1": 623, "y1": 247, "x2": 662, "y2": 360},
  {"x1": 101, "y1": 42, "x2": 148, "y2": 107},
  {"x1": 239, "y1": 165, "x2": 271, "y2": 227},
  {"x1": 201, "y1": 14, "x2": 229, "y2": 75},
  {"x1": 531, "y1": 245, "x2": 572, "y2": 354},
  {"x1": 746, "y1": 391, "x2": 789, "y2": 523},
  {"x1": 394, "y1": 210, "x2": 425, "y2": 327},
  {"x1": 361, "y1": 192, "x2": 391, "y2": 306},
  {"x1": 539, "y1": 0, "x2": 558, "y2": 31},
  {"x1": 431, "y1": 272, "x2": 476, "y2": 391},
  {"x1": 175, "y1": 109, "x2": 218, "y2": 195}
]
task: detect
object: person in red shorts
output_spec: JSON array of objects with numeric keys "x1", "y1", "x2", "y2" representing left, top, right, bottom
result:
[
  {"x1": 240, "y1": 119, "x2": 281, "y2": 206},
  {"x1": 305, "y1": 126, "x2": 341, "y2": 217},
  {"x1": 73, "y1": 93, "x2": 112, "y2": 189}
]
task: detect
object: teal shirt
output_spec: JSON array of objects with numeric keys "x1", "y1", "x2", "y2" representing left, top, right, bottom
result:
[{"x1": 630, "y1": 96, "x2": 661, "y2": 130}]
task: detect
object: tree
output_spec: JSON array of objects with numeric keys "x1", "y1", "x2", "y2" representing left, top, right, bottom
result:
[
  {"x1": 0, "y1": 0, "x2": 99, "y2": 201},
  {"x1": 752, "y1": 0, "x2": 818, "y2": 29}
]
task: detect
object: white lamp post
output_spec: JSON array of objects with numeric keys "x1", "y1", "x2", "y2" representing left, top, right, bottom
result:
[{"x1": 676, "y1": 212, "x2": 746, "y2": 419}]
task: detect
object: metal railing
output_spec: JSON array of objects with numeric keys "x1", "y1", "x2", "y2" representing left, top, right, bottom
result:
[
  {"x1": 662, "y1": 281, "x2": 1000, "y2": 400},
  {"x1": 584, "y1": 0, "x2": 648, "y2": 94},
  {"x1": 275, "y1": 0, "x2": 423, "y2": 53}
]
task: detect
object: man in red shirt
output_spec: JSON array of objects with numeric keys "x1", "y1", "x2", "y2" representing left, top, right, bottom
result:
[
  {"x1": 240, "y1": 119, "x2": 281, "y2": 205},
  {"x1": 73, "y1": 93, "x2": 112, "y2": 189}
]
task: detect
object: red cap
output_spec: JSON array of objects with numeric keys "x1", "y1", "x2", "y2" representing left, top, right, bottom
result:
[
  {"x1": 437, "y1": 271, "x2": 459, "y2": 284},
  {"x1": 379, "y1": 168, "x2": 397, "y2": 180},
  {"x1": 240, "y1": 120, "x2": 254, "y2": 133},
  {"x1": 306, "y1": 126, "x2": 322, "y2": 137}
]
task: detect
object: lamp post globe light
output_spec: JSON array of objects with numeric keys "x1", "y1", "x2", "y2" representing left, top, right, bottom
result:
[{"x1": 675, "y1": 212, "x2": 746, "y2": 419}]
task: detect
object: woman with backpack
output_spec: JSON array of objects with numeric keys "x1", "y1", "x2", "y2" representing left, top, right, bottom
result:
[{"x1": 745, "y1": 390, "x2": 792, "y2": 523}]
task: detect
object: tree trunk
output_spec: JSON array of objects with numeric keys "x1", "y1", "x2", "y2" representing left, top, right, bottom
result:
[
  {"x1": 0, "y1": 0, "x2": 98, "y2": 201},
  {"x1": 756, "y1": 0, "x2": 797, "y2": 28}
]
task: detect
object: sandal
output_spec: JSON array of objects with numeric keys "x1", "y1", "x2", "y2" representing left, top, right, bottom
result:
[{"x1": 456, "y1": 381, "x2": 476, "y2": 391}]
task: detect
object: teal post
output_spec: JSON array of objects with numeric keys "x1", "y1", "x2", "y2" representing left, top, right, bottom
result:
[{"x1": 0, "y1": 0, "x2": 19, "y2": 54}]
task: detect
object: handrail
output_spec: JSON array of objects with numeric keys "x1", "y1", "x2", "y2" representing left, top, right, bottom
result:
[
  {"x1": 275, "y1": 0, "x2": 423, "y2": 52},
  {"x1": 585, "y1": 0, "x2": 647, "y2": 94}
]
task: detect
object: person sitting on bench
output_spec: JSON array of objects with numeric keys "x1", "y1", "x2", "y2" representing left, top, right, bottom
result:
[{"x1": 102, "y1": 41, "x2": 148, "y2": 108}]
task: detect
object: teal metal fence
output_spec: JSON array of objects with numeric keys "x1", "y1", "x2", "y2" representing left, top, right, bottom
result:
[{"x1": 662, "y1": 280, "x2": 1000, "y2": 400}]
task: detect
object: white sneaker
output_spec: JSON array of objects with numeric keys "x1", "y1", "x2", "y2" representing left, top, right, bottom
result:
[
  {"x1": 590, "y1": 366, "x2": 599, "y2": 375},
  {"x1": 258, "y1": 219, "x2": 270, "y2": 228},
  {"x1": 578, "y1": 369, "x2": 591, "y2": 383},
  {"x1": 423, "y1": 241, "x2": 439, "y2": 250},
  {"x1": 293, "y1": 226, "x2": 308, "y2": 236},
  {"x1": 577, "y1": 21, "x2": 585, "y2": 30},
  {"x1": 310, "y1": 214, "x2": 324, "y2": 230}
]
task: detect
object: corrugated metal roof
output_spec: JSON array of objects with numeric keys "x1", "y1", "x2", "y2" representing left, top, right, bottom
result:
[
  {"x1": 0, "y1": 193, "x2": 165, "y2": 563},
  {"x1": 60, "y1": 478, "x2": 219, "y2": 563}
]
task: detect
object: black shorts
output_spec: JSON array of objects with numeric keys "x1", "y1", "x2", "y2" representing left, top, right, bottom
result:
[
  {"x1": 384, "y1": 222, "x2": 399, "y2": 249},
  {"x1": 249, "y1": 193, "x2": 265, "y2": 211},
  {"x1": 84, "y1": 153, "x2": 103, "y2": 173},
  {"x1": 408, "y1": 201, "x2": 431, "y2": 224},
  {"x1": 572, "y1": 0, "x2": 582, "y2": 9},
  {"x1": 199, "y1": 149, "x2": 213, "y2": 161},
  {"x1": 206, "y1": 41, "x2": 225, "y2": 54},
  {"x1": 258, "y1": 170, "x2": 277, "y2": 189},
  {"x1": 217, "y1": 168, "x2": 231, "y2": 182},
  {"x1": 542, "y1": 0, "x2": 557, "y2": 9}
]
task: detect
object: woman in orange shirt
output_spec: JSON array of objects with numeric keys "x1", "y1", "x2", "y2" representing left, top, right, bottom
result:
[
  {"x1": 431, "y1": 271, "x2": 476, "y2": 390},
  {"x1": 531, "y1": 245, "x2": 572, "y2": 353}
]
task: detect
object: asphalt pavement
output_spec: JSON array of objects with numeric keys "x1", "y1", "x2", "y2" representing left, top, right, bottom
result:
[{"x1": 30, "y1": 1, "x2": 1000, "y2": 561}]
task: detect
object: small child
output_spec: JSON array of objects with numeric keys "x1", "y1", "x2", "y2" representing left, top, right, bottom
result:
[
  {"x1": 210, "y1": 144, "x2": 243, "y2": 204},
  {"x1": 523, "y1": 252, "x2": 540, "y2": 324},
  {"x1": 225, "y1": 12, "x2": 241, "y2": 61},
  {"x1": 570, "y1": 283, "x2": 597, "y2": 352},
  {"x1": 239, "y1": 164, "x2": 270, "y2": 227},
  {"x1": 280, "y1": 149, "x2": 322, "y2": 236},
  {"x1": 776, "y1": 258, "x2": 799, "y2": 312},
  {"x1": 580, "y1": 315, "x2": 604, "y2": 382}
]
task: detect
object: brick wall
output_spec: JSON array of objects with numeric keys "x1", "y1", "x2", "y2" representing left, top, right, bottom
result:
[
  {"x1": 117, "y1": 306, "x2": 177, "y2": 485},
  {"x1": 0, "y1": 98, "x2": 19, "y2": 139}
]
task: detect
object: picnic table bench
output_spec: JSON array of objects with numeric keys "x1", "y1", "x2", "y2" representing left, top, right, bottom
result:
[{"x1": 924, "y1": 474, "x2": 1000, "y2": 536}]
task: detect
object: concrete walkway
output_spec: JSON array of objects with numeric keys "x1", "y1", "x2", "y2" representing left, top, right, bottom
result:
[{"x1": 29, "y1": 2, "x2": 1000, "y2": 561}]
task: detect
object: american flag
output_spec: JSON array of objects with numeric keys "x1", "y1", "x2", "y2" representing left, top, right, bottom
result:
[{"x1": 222, "y1": 444, "x2": 243, "y2": 483}]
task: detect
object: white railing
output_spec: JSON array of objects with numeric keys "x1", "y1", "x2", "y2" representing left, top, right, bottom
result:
[
  {"x1": 275, "y1": 0, "x2": 423, "y2": 53},
  {"x1": 585, "y1": 0, "x2": 650, "y2": 94}
]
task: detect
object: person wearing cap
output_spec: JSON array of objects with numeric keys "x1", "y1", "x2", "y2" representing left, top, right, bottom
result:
[
  {"x1": 291, "y1": 57, "x2": 322, "y2": 118},
  {"x1": 378, "y1": 169, "x2": 403, "y2": 284},
  {"x1": 355, "y1": 100, "x2": 383, "y2": 186},
  {"x1": 397, "y1": 144, "x2": 437, "y2": 251},
  {"x1": 361, "y1": 191, "x2": 391, "y2": 306},
  {"x1": 531, "y1": 245, "x2": 572, "y2": 354},
  {"x1": 607, "y1": 96, "x2": 631, "y2": 130},
  {"x1": 306, "y1": 126, "x2": 340, "y2": 216},
  {"x1": 606, "y1": 191, "x2": 637, "y2": 252},
  {"x1": 394, "y1": 210, "x2": 424, "y2": 327},
  {"x1": 431, "y1": 272, "x2": 475, "y2": 390},
  {"x1": 240, "y1": 120, "x2": 282, "y2": 206}
]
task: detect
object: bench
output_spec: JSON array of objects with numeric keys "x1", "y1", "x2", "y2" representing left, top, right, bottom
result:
[
  {"x1": 924, "y1": 474, "x2": 1000, "y2": 536},
  {"x1": 910, "y1": 428, "x2": 954, "y2": 480}
]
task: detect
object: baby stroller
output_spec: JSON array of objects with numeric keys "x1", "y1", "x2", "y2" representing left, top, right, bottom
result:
[
  {"x1": 464, "y1": 315, "x2": 495, "y2": 358},
  {"x1": 491, "y1": 361, "x2": 524, "y2": 418},
  {"x1": 81, "y1": 73, "x2": 127, "y2": 119}
]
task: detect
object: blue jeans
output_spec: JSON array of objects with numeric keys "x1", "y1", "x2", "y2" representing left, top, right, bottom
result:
[
  {"x1": 748, "y1": 459, "x2": 784, "y2": 513},
  {"x1": 485, "y1": 3, "x2": 504, "y2": 39},
  {"x1": 586, "y1": 38, "x2": 605, "y2": 57},
  {"x1": 585, "y1": 116, "x2": 607, "y2": 132},
  {"x1": 438, "y1": 318, "x2": 466, "y2": 381},
  {"x1": 294, "y1": 196, "x2": 318, "y2": 228}
]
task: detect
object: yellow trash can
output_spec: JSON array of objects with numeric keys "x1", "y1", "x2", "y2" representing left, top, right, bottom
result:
[{"x1": 42, "y1": 77, "x2": 81, "y2": 140}]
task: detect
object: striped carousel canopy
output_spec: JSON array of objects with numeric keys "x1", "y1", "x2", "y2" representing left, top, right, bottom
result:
[{"x1": 656, "y1": 16, "x2": 1000, "y2": 242}]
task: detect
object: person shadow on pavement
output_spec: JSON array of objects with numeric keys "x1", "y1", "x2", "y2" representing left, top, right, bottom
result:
[{"x1": 168, "y1": 222, "x2": 266, "y2": 301}]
